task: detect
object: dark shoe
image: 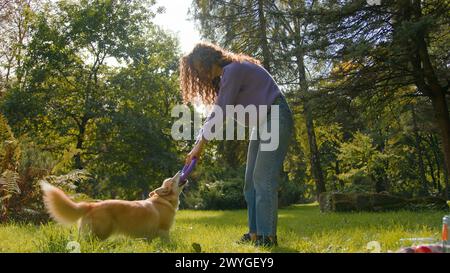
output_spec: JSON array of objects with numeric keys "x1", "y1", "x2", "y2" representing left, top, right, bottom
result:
[
  {"x1": 237, "y1": 233, "x2": 255, "y2": 244},
  {"x1": 255, "y1": 235, "x2": 278, "y2": 247}
]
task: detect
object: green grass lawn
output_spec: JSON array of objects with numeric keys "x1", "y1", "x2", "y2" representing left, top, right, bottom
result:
[{"x1": 0, "y1": 204, "x2": 446, "y2": 253}]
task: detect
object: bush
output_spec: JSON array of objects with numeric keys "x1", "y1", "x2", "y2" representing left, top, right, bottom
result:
[
  {"x1": 406, "y1": 196, "x2": 450, "y2": 211},
  {"x1": 182, "y1": 176, "x2": 306, "y2": 210},
  {"x1": 189, "y1": 178, "x2": 246, "y2": 210},
  {"x1": 4, "y1": 141, "x2": 56, "y2": 223},
  {"x1": 278, "y1": 179, "x2": 304, "y2": 207},
  {"x1": 319, "y1": 191, "x2": 449, "y2": 212}
]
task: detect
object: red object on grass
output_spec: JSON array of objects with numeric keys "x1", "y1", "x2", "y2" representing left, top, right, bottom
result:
[{"x1": 414, "y1": 246, "x2": 432, "y2": 253}]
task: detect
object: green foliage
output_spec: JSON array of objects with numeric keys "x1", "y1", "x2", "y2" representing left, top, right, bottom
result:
[
  {"x1": 0, "y1": 114, "x2": 19, "y2": 172},
  {"x1": 0, "y1": 113, "x2": 21, "y2": 220},
  {"x1": 320, "y1": 191, "x2": 448, "y2": 212},
  {"x1": 1, "y1": 0, "x2": 449, "y2": 219},
  {"x1": 193, "y1": 178, "x2": 246, "y2": 210},
  {"x1": 278, "y1": 179, "x2": 306, "y2": 207},
  {"x1": 2, "y1": 139, "x2": 56, "y2": 223},
  {"x1": 337, "y1": 132, "x2": 378, "y2": 188},
  {"x1": 1, "y1": 0, "x2": 183, "y2": 200},
  {"x1": 86, "y1": 28, "x2": 182, "y2": 197},
  {"x1": 0, "y1": 113, "x2": 91, "y2": 223},
  {"x1": 0, "y1": 170, "x2": 21, "y2": 220},
  {"x1": 51, "y1": 146, "x2": 83, "y2": 175},
  {"x1": 17, "y1": 139, "x2": 56, "y2": 180}
]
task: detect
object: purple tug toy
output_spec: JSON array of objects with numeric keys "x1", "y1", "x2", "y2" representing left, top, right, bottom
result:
[{"x1": 179, "y1": 157, "x2": 197, "y2": 186}]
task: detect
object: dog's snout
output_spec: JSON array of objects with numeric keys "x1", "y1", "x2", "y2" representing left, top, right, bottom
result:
[
  {"x1": 171, "y1": 171, "x2": 181, "y2": 185},
  {"x1": 173, "y1": 171, "x2": 181, "y2": 180}
]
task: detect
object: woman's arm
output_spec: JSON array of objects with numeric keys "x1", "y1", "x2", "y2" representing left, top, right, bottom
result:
[{"x1": 185, "y1": 135, "x2": 206, "y2": 165}]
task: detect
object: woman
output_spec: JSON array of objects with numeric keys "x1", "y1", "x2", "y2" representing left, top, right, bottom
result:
[{"x1": 180, "y1": 42, "x2": 293, "y2": 247}]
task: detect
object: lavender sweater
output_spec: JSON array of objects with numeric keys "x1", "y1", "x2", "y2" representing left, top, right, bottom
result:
[{"x1": 197, "y1": 61, "x2": 281, "y2": 141}]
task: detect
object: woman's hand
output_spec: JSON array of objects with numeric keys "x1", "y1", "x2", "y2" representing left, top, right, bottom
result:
[{"x1": 185, "y1": 138, "x2": 206, "y2": 165}]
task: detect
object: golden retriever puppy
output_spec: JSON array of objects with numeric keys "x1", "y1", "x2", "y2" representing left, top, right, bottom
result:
[{"x1": 40, "y1": 172, "x2": 186, "y2": 240}]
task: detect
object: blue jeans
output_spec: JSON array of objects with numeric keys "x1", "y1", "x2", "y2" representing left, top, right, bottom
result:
[{"x1": 244, "y1": 95, "x2": 293, "y2": 237}]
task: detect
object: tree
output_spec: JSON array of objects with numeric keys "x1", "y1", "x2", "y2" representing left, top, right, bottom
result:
[
  {"x1": 1, "y1": 0, "x2": 183, "y2": 197},
  {"x1": 269, "y1": 0, "x2": 327, "y2": 197},
  {"x1": 89, "y1": 28, "x2": 182, "y2": 197},
  {"x1": 0, "y1": 0, "x2": 41, "y2": 93},
  {"x1": 310, "y1": 0, "x2": 450, "y2": 195},
  {"x1": 3, "y1": 0, "x2": 155, "y2": 168},
  {"x1": 191, "y1": 0, "x2": 274, "y2": 72}
]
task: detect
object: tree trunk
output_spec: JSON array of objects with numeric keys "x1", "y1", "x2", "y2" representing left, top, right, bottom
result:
[
  {"x1": 296, "y1": 54, "x2": 326, "y2": 197},
  {"x1": 74, "y1": 138, "x2": 83, "y2": 170},
  {"x1": 335, "y1": 160, "x2": 344, "y2": 190},
  {"x1": 397, "y1": 0, "x2": 450, "y2": 195},
  {"x1": 74, "y1": 117, "x2": 88, "y2": 170},
  {"x1": 411, "y1": 105, "x2": 428, "y2": 195},
  {"x1": 430, "y1": 91, "x2": 450, "y2": 195},
  {"x1": 256, "y1": 0, "x2": 272, "y2": 73},
  {"x1": 302, "y1": 100, "x2": 326, "y2": 197},
  {"x1": 374, "y1": 130, "x2": 388, "y2": 192},
  {"x1": 444, "y1": 159, "x2": 450, "y2": 199},
  {"x1": 428, "y1": 133, "x2": 442, "y2": 194},
  {"x1": 292, "y1": 13, "x2": 326, "y2": 199},
  {"x1": 408, "y1": 0, "x2": 450, "y2": 191},
  {"x1": 425, "y1": 152, "x2": 437, "y2": 192}
]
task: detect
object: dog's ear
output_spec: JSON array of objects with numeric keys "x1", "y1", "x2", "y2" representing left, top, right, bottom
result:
[{"x1": 149, "y1": 186, "x2": 170, "y2": 197}]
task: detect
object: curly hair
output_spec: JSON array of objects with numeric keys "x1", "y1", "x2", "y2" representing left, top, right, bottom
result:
[{"x1": 180, "y1": 42, "x2": 261, "y2": 105}]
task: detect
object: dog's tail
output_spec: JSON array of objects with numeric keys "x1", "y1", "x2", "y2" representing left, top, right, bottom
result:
[{"x1": 40, "y1": 181, "x2": 91, "y2": 225}]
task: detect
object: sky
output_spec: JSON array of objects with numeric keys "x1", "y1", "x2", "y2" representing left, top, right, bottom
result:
[
  {"x1": 153, "y1": 0, "x2": 202, "y2": 54},
  {"x1": 153, "y1": 0, "x2": 208, "y2": 114}
]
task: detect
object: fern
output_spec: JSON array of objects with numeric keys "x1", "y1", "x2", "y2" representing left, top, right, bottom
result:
[
  {"x1": 0, "y1": 170, "x2": 21, "y2": 220},
  {"x1": 0, "y1": 170, "x2": 21, "y2": 195},
  {"x1": 0, "y1": 114, "x2": 19, "y2": 173},
  {"x1": 0, "y1": 114, "x2": 14, "y2": 143},
  {"x1": 39, "y1": 169, "x2": 91, "y2": 192}
]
